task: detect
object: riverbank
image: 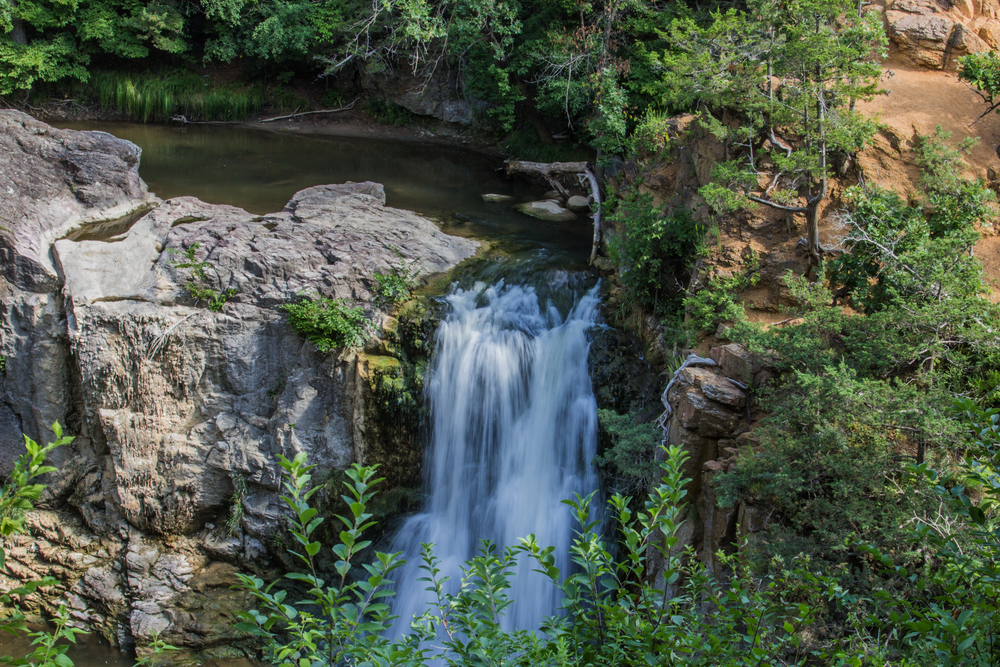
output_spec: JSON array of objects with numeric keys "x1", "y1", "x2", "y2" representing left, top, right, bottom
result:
[{"x1": 0, "y1": 95, "x2": 502, "y2": 154}]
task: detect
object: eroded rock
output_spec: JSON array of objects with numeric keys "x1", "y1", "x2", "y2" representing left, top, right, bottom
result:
[{"x1": 0, "y1": 112, "x2": 479, "y2": 658}]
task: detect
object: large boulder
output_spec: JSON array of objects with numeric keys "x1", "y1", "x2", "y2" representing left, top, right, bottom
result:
[
  {"x1": 0, "y1": 110, "x2": 156, "y2": 292},
  {"x1": 885, "y1": 0, "x2": 993, "y2": 70},
  {"x1": 0, "y1": 111, "x2": 478, "y2": 658}
]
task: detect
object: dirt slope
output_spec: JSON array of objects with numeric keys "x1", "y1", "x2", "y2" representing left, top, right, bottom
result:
[{"x1": 857, "y1": 57, "x2": 1000, "y2": 300}]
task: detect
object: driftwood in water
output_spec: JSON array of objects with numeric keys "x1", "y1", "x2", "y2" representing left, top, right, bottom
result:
[
  {"x1": 504, "y1": 160, "x2": 603, "y2": 264},
  {"x1": 259, "y1": 98, "x2": 359, "y2": 123}
]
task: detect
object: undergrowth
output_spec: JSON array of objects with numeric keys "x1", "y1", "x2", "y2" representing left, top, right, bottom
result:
[
  {"x1": 363, "y1": 98, "x2": 413, "y2": 126},
  {"x1": 282, "y1": 294, "x2": 369, "y2": 351},
  {"x1": 90, "y1": 71, "x2": 262, "y2": 122}
]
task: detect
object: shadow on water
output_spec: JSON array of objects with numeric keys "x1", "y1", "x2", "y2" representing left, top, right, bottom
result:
[{"x1": 55, "y1": 122, "x2": 594, "y2": 269}]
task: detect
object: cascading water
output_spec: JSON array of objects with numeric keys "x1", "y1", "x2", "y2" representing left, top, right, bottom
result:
[{"x1": 389, "y1": 279, "x2": 601, "y2": 634}]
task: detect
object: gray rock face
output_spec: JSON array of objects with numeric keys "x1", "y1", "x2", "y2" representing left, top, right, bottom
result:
[
  {"x1": 0, "y1": 112, "x2": 478, "y2": 657},
  {"x1": 0, "y1": 110, "x2": 156, "y2": 292},
  {"x1": 361, "y1": 62, "x2": 474, "y2": 124}
]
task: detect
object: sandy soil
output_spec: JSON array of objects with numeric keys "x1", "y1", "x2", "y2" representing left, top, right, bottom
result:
[{"x1": 857, "y1": 57, "x2": 1000, "y2": 299}]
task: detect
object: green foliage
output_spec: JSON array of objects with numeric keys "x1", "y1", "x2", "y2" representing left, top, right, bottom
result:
[
  {"x1": 373, "y1": 253, "x2": 420, "y2": 310},
  {"x1": 501, "y1": 125, "x2": 586, "y2": 162},
  {"x1": 225, "y1": 475, "x2": 247, "y2": 537},
  {"x1": 959, "y1": 50, "x2": 1000, "y2": 111},
  {"x1": 0, "y1": 34, "x2": 89, "y2": 95},
  {"x1": 363, "y1": 98, "x2": 413, "y2": 126},
  {"x1": 914, "y1": 125, "x2": 980, "y2": 195},
  {"x1": 606, "y1": 192, "x2": 704, "y2": 315},
  {"x1": 719, "y1": 363, "x2": 949, "y2": 569},
  {"x1": 683, "y1": 253, "x2": 760, "y2": 334},
  {"x1": 646, "y1": 0, "x2": 886, "y2": 225},
  {"x1": 856, "y1": 400, "x2": 1000, "y2": 665},
  {"x1": 282, "y1": 294, "x2": 369, "y2": 352},
  {"x1": 0, "y1": 355, "x2": 6, "y2": 374},
  {"x1": 90, "y1": 71, "x2": 262, "y2": 122},
  {"x1": 0, "y1": 423, "x2": 85, "y2": 667},
  {"x1": 237, "y1": 445, "x2": 861, "y2": 666},
  {"x1": 169, "y1": 243, "x2": 237, "y2": 312},
  {"x1": 234, "y1": 454, "x2": 421, "y2": 666},
  {"x1": 594, "y1": 408, "x2": 661, "y2": 496}
]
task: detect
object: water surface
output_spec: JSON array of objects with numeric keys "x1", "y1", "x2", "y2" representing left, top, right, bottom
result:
[{"x1": 56, "y1": 122, "x2": 593, "y2": 266}]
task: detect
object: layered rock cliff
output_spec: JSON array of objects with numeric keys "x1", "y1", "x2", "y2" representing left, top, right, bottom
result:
[{"x1": 0, "y1": 110, "x2": 477, "y2": 657}]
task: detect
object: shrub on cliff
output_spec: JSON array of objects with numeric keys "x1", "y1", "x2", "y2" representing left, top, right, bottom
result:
[
  {"x1": 606, "y1": 192, "x2": 704, "y2": 316},
  {"x1": 282, "y1": 294, "x2": 369, "y2": 352}
]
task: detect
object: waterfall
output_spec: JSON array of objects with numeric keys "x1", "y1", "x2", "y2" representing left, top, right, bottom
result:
[{"x1": 389, "y1": 280, "x2": 601, "y2": 634}]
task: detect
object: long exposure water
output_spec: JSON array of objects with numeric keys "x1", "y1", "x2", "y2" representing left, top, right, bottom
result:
[{"x1": 389, "y1": 279, "x2": 601, "y2": 634}]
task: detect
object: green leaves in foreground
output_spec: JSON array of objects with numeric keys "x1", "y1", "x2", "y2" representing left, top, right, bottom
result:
[{"x1": 0, "y1": 424, "x2": 88, "y2": 667}]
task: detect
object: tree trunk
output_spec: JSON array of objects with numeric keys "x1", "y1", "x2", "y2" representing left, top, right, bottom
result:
[
  {"x1": 513, "y1": 77, "x2": 555, "y2": 146},
  {"x1": 9, "y1": 0, "x2": 28, "y2": 45},
  {"x1": 806, "y1": 197, "x2": 821, "y2": 274}
]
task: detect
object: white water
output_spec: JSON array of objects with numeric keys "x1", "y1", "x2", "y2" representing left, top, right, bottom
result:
[{"x1": 389, "y1": 280, "x2": 601, "y2": 633}]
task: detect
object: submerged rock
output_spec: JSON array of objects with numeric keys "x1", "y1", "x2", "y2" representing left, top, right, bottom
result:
[
  {"x1": 481, "y1": 193, "x2": 513, "y2": 203},
  {"x1": 566, "y1": 194, "x2": 591, "y2": 211},
  {"x1": 514, "y1": 200, "x2": 578, "y2": 221},
  {"x1": 0, "y1": 111, "x2": 478, "y2": 658}
]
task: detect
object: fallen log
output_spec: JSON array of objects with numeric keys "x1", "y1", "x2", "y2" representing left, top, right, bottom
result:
[
  {"x1": 260, "y1": 98, "x2": 359, "y2": 123},
  {"x1": 505, "y1": 160, "x2": 603, "y2": 264}
]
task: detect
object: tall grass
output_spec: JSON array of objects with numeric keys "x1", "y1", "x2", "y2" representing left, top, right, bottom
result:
[{"x1": 90, "y1": 71, "x2": 263, "y2": 122}]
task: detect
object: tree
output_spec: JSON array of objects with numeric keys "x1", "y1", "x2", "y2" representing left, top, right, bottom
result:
[{"x1": 649, "y1": 0, "x2": 886, "y2": 275}]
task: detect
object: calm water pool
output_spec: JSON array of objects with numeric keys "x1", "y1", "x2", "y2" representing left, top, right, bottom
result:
[{"x1": 56, "y1": 122, "x2": 594, "y2": 268}]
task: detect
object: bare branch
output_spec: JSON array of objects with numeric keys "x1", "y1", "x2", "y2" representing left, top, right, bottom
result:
[{"x1": 748, "y1": 195, "x2": 807, "y2": 213}]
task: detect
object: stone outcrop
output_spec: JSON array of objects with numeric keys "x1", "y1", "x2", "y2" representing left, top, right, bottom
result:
[
  {"x1": 360, "y1": 62, "x2": 475, "y2": 124},
  {"x1": 884, "y1": 0, "x2": 997, "y2": 70},
  {"x1": 0, "y1": 110, "x2": 478, "y2": 658},
  {"x1": 0, "y1": 111, "x2": 157, "y2": 292},
  {"x1": 646, "y1": 344, "x2": 775, "y2": 590}
]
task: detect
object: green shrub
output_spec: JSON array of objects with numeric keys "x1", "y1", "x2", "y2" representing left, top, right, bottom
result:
[
  {"x1": 282, "y1": 294, "x2": 369, "y2": 351},
  {"x1": 363, "y1": 98, "x2": 413, "y2": 126},
  {"x1": 372, "y1": 252, "x2": 420, "y2": 310},
  {"x1": 606, "y1": 192, "x2": 704, "y2": 315},
  {"x1": 594, "y1": 408, "x2": 662, "y2": 496}
]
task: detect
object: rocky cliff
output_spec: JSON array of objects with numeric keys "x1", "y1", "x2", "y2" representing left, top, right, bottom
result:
[{"x1": 0, "y1": 110, "x2": 478, "y2": 658}]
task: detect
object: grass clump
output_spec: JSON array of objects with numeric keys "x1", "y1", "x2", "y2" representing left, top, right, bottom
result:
[
  {"x1": 282, "y1": 294, "x2": 369, "y2": 352},
  {"x1": 372, "y1": 251, "x2": 420, "y2": 309},
  {"x1": 169, "y1": 243, "x2": 237, "y2": 312},
  {"x1": 225, "y1": 476, "x2": 247, "y2": 537},
  {"x1": 90, "y1": 71, "x2": 262, "y2": 122}
]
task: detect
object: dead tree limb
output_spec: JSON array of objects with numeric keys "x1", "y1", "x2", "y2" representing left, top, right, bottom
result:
[
  {"x1": 260, "y1": 98, "x2": 359, "y2": 123},
  {"x1": 505, "y1": 160, "x2": 603, "y2": 263}
]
